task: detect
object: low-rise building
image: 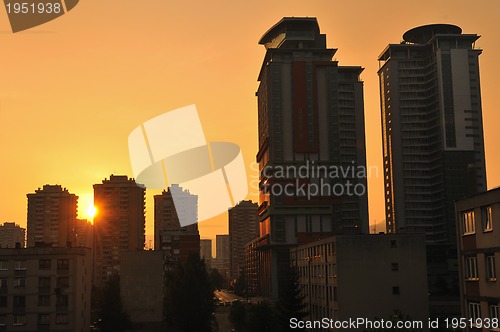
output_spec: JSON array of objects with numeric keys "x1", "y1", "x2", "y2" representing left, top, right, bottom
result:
[
  {"x1": 456, "y1": 187, "x2": 500, "y2": 330},
  {"x1": 0, "y1": 223, "x2": 25, "y2": 249},
  {"x1": 0, "y1": 246, "x2": 92, "y2": 332},
  {"x1": 290, "y1": 234, "x2": 429, "y2": 330}
]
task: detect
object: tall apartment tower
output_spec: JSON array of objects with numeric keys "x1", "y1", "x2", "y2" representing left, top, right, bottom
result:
[
  {"x1": 214, "y1": 234, "x2": 230, "y2": 279},
  {"x1": 26, "y1": 185, "x2": 77, "y2": 247},
  {"x1": 378, "y1": 24, "x2": 487, "y2": 296},
  {"x1": 256, "y1": 17, "x2": 369, "y2": 298},
  {"x1": 93, "y1": 175, "x2": 145, "y2": 287},
  {"x1": 0, "y1": 222, "x2": 26, "y2": 248},
  {"x1": 229, "y1": 200, "x2": 258, "y2": 280}
]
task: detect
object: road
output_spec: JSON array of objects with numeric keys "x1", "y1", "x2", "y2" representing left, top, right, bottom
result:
[{"x1": 213, "y1": 290, "x2": 243, "y2": 332}]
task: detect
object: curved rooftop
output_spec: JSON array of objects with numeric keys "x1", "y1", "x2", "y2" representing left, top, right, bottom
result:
[
  {"x1": 403, "y1": 24, "x2": 462, "y2": 44},
  {"x1": 259, "y1": 17, "x2": 320, "y2": 45}
]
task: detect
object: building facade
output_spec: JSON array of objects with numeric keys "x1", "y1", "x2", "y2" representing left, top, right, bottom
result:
[
  {"x1": 256, "y1": 17, "x2": 369, "y2": 298},
  {"x1": 26, "y1": 185, "x2": 77, "y2": 248},
  {"x1": 93, "y1": 175, "x2": 145, "y2": 287},
  {"x1": 0, "y1": 223, "x2": 25, "y2": 249},
  {"x1": 290, "y1": 234, "x2": 429, "y2": 331},
  {"x1": 229, "y1": 200, "x2": 258, "y2": 280},
  {"x1": 456, "y1": 188, "x2": 500, "y2": 330},
  {"x1": 200, "y1": 239, "x2": 212, "y2": 266},
  {"x1": 0, "y1": 247, "x2": 92, "y2": 332},
  {"x1": 214, "y1": 235, "x2": 230, "y2": 280},
  {"x1": 378, "y1": 24, "x2": 487, "y2": 298},
  {"x1": 154, "y1": 186, "x2": 200, "y2": 264}
]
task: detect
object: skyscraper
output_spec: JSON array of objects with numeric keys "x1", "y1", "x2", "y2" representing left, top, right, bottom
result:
[
  {"x1": 256, "y1": 17, "x2": 369, "y2": 298},
  {"x1": 378, "y1": 24, "x2": 487, "y2": 296},
  {"x1": 26, "y1": 185, "x2": 77, "y2": 247},
  {"x1": 200, "y1": 239, "x2": 212, "y2": 265},
  {"x1": 214, "y1": 234, "x2": 230, "y2": 280},
  {"x1": 229, "y1": 200, "x2": 258, "y2": 280},
  {"x1": 93, "y1": 175, "x2": 145, "y2": 287},
  {"x1": 154, "y1": 185, "x2": 200, "y2": 264}
]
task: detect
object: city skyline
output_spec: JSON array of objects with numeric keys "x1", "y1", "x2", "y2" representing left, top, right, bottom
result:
[{"x1": 1, "y1": 0, "x2": 500, "y2": 244}]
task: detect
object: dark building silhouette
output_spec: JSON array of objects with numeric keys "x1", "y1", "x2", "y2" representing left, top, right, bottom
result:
[
  {"x1": 93, "y1": 175, "x2": 145, "y2": 287},
  {"x1": 27, "y1": 185, "x2": 77, "y2": 248},
  {"x1": 255, "y1": 17, "x2": 369, "y2": 299},
  {"x1": 378, "y1": 24, "x2": 487, "y2": 301}
]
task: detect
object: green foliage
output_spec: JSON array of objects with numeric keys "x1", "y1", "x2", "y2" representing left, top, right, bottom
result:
[
  {"x1": 164, "y1": 252, "x2": 216, "y2": 332},
  {"x1": 97, "y1": 273, "x2": 131, "y2": 332},
  {"x1": 229, "y1": 301, "x2": 279, "y2": 332},
  {"x1": 208, "y1": 268, "x2": 225, "y2": 290}
]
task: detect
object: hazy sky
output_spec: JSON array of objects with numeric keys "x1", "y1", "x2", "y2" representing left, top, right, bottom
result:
[{"x1": 1, "y1": 0, "x2": 499, "y2": 246}]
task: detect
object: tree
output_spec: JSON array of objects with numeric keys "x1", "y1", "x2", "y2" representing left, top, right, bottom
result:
[
  {"x1": 229, "y1": 301, "x2": 247, "y2": 332},
  {"x1": 245, "y1": 301, "x2": 279, "y2": 332},
  {"x1": 233, "y1": 272, "x2": 246, "y2": 297},
  {"x1": 209, "y1": 268, "x2": 225, "y2": 290},
  {"x1": 97, "y1": 273, "x2": 130, "y2": 332},
  {"x1": 276, "y1": 267, "x2": 309, "y2": 331},
  {"x1": 164, "y1": 252, "x2": 215, "y2": 332}
]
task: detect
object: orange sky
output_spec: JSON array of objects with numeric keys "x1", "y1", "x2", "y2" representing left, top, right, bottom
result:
[{"x1": 1, "y1": 0, "x2": 499, "y2": 247}]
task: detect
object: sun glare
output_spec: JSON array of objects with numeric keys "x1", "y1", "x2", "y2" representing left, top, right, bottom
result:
[
  {"x1": 79, "y1": 193, "x2": 97, "y2": 222},
  {"x1": 86, "y1": 206, "x2": 97, "y2": 219}
]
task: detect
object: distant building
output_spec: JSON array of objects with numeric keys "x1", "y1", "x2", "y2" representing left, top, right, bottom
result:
[
  {"x1": 120, "y1": 250, "x2": 164, "y2": 331},
  {"x1": 200, "y1": 239, "x2": 212, "y2": 265},
  {"x1": 74, "y1": 219, "x2": 93, "y2": 249},
  {"x1": 290, "y1": 234, "x2": 429, "y2": 330},
  {"x1": 378, "y1": 24, "x2": 487, "y2": 300},
  {"x1": 93, "y1": 175, "x2": 145, "y2": 287},
  {"x1": 214, "y1": 235, "x2": 230, "y2": 280},
  {"x1": 456, "y1": 187, "x2": 500, "y2": 329},
  {"x1": 154, "y1": 186, "x2": 200, "y2": 264},
  {"x1": 0, "y1": 246, "x2": 92, "y2": 331},
  {"x1": 229, "y1": 200, "x2": 258, "y2": 280},
  {"x1": 26, "y1": 185, "x2": 77, "y2": 247},
  {"x1": 244, "y1": 237, "x2": 260, "y2": 297},
  {"x1": 0, "y1": 222, "x2": 25, "y2": 248},
  {"x1": 256, "y1": 17, "x2": 369, "y2": 299}
]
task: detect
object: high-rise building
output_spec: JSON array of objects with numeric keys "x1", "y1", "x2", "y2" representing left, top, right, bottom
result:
[
  {"x1": 93, "y1": 175, "x2": 145, "y2": 287},
  {"x1": 214, "y1": 235, "x2": 230, "y2": 280},
  {"x1": 229, "y1": 200, "x2": 258, "y2": 280},
  {"x1": 0, "y1": 222, "x2": 25, "y2": 248},
  {"x1": 74, "y1": 219, "x2": 93, "y2": 249},
  {"x1": 378, "y1": 24, "x2": 487, "y2": 297},
  {"x1": 256, "y1": 17, "x2": 369, "y2": 298},
  {"x1": 200, "y1": 239, "x2": 212, "y2": 265},
  {"x1": 26, "y1": 185, "x2": 77, "y2": 248},
  {"x1": 154, "y1": 185, "x2": 200, "y2": 264}
]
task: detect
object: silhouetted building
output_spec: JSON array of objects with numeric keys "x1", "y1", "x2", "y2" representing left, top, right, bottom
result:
[
  {"x1": 0, "y1": 222, "x2": 25, "y2": 248},
  {"x1": 120, "y1": 250, "x2": 164, "y2": 331},
  {"x1": 0, "y1": 246, "x2": 92, "y2": 331},
  {"x1": 27, "y1": 185, "x2": 77, "y2": 248},
  {"x1": 214, "y1": 235, "x2": 230, "y2": 280},
  {"x1": 154, "y1": 186, "x2": 200, "y2": 264},
  {"x1": 290, "y1": 234, "x2": 429, "y2": 331},
  {"x1": 74, "y1": 219, "x2": 93, "y2": 249},
  {"x1": 93, "y1": 175, "x2": 145, "y2": 287},
  {"x1": 456, "y1": 187, "x2": 500, "y2": 329},
  {"x1": 256, "y1": 17, "x2": 369, "y2": 299},
  {"x1": 200, "y1": 239, "x2": 212, "y2": 266},
  {"x1": 229, "y1": 200, "x2": 258, "y2": 280},
  {"x1": 378, "y1": 24, "x2": 487, "y2": 300}
]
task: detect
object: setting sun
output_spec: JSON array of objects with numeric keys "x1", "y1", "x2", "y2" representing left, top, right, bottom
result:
[{"x1": 86, "y1": 205, "x2": 97, "y2": 219}]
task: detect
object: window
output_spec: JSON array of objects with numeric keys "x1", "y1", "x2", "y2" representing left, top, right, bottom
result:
[
  {"x1": 0, "y1": 279, "x2": 7, "y2": 288},
  {"x1": 465, "y1": 257, "x2": 479, "y2": 280},
  {"x1": 56, "y1": 313, "x2": 68, "y2": 324},
  {"x1": 39, "y1": 277, "x2": 51, "y2": 288},
  {"x1": 14, "y1": 260, "x2": 26, "y2": 270},
  {"x1": 482, "y1": 206, "x2": 493, "y2": 231},
  {"x1": 463, "y1": 211, "x2": 476, "y2": 234},
  {"x1": 0, "y1": 315, "x2": 5, "y2": 326},
  {"x1": 392, "y1": 286, "x2": 400, "y2": 295},
  {"x1": 469, "y1": 302, "x2": 481, "y2": 321},
  {"x1": 38, "y1": 314, "x2": 50, "y2": 325},
  {"x1": 390, "y1": 240, "x2": 397, "y2": 248},
  {"x1": 57, "y1": 259, "x2": 69, "y2": 270},
  {"x1": 0, "y1": 261, "x2": 7, "y2": 270},
  {"x1": 13, "y1": 296, "x2": 25, "y2": 308},
  {"x1": 57, "y1": 295, "x2": 68, "y2": 306},
  {"x1": 14, "y1": 278, "x2": 26, "y2": 288},
  {"x1": 38, "y1": 295, "x2": 50, "y2": 306},
  {"x1": 13, "y1": 315, "x2": 26, "y2": 326},
  {"x1": 0, "y1": 296, "x2": 6, "y2": 307},
  {"x1": 57, "y1": 277, "x2": 69, "y2": 288},
  {"x1": 486, "y1": 254, "x2": 496, "y2": 281},
  {"x1": 39, "y1": 259, "x2": 51, "y2": 270},
  {"x1": 391, "y1": 263, "x2": 399, "y2": 271},
  {"x1": 490, "y1": 304, "x2": 499, "y2": 320}
]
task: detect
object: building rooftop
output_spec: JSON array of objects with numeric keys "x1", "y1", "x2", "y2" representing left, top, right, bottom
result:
[{"x1": 402, "y1": 24, "x2": 462, "y2": 44}]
